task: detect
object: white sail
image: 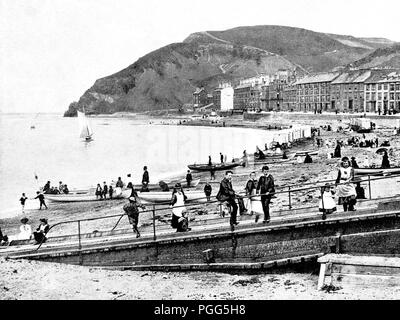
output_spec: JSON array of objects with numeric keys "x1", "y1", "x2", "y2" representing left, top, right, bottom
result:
[{"x1": 77, "y1": 111, "x2": 93, "y2": 139}]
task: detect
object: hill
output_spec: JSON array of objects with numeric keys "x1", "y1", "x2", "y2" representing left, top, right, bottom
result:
[
  {"x1": 349, "y1": 43, "x2": 400, "y2": 69},
  {"x1": 64, "y1": 25, "x2": 396, "y2": 116}
]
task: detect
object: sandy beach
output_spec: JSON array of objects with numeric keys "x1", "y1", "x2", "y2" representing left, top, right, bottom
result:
[{"x1": 1, "y1": 114, "x2": 400, "y2": 300}]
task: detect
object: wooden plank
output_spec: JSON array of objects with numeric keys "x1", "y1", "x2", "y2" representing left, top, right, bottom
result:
[
  {"x1": 319, "y1": 254, "x2": 400, "y2": 268},
  {"x1": 331, "y1": 273, "x2": 400, "y2": 288},
  {"x1": 332, "y1": 264, "x2": 400, "y2": 276}
]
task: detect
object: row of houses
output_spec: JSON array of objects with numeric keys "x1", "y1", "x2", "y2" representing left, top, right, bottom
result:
[{"x1": 193, "y1": 68, "x2": 400, "y2": 115}]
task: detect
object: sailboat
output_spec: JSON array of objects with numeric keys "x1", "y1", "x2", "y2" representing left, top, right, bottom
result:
[{"x1": 77, "y1": 110, "x2": 94, "y2": 141}]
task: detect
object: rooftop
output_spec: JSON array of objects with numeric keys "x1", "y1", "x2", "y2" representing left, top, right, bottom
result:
[
  {"x1": 293, "y1": 72, "x2": 339, "y2": 85},
  {"x1": 331, "y1": 70, "x2": 372, "y2": 84}
]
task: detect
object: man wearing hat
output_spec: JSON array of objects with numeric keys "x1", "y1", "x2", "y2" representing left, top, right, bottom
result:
[
  {"x1": 256, "y1": 166, "x2": 275, "y2": 223},
  {"x1": 123, "y1": 191, "x2": 146, "y2": 238}
]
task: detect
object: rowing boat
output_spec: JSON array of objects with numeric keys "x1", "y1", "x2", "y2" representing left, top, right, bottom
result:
[
  {"x1": 188, "y1": 161, "x2": 244, "y2": 172},
  {"x1": 138, "y1": 190, "x2": 207, "y2": 203},
  {"x1": 294, "y1": 150, "x2": 318, "y2": 157},
  {"x1": 46, "y1": 188, "x2": 131, "y2": 202},
  {"x1": 354, "y1": 167, "x2": 400, "y2": 176}
]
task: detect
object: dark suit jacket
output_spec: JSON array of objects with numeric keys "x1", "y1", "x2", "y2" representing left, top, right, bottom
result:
[
  {"x1": 218, "y1": 178, "x2": 235, "y2": 201},
  {"x1": 256, "y1": 174, "x2": 275, "y2": 196}
]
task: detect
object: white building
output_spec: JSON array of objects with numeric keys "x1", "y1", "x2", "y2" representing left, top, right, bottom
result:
[
  {"x1": 239, "y1": 74, "x2": 271, "y2": 87},
  {"x1": 220, "y1": 86, "x2": 234, "y2": 111}
]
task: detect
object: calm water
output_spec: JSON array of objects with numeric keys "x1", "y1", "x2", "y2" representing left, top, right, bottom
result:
[{"x1": 0, "y1": 113, "x2": 287, "y2": 218}]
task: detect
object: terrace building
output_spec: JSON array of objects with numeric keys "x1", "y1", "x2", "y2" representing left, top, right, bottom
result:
[{"x1": 293, "y1": 72, "x2": 340, "y2": 112}]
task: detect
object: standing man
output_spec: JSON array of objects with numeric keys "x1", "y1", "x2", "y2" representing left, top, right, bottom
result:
[
  {"x1": 217, "y1": 171, "x2": 238, "y2": 226},
  {"x1": 186, "y1": 170, "x2": 193, "y2": 188},
  {"x1": 33, "y1": 191, "x2": 48, "y2": 210},
  {"x1": 208, "y1": 156, "x2": 212, "y2": 166},
  {"x1": 20, "y1": 193, "x2": 28, "y2": 214},
  {"x1": 256, "y1": 166, "x2": 275, "y2": 223},
  {"x1": 142, "y1": 166, "x2": 150, "y2": 192},
  {"x1": 204, "y1": 181, "x2": 212, "y2": 201},
  {"x1": 220, "y1": 152, "x2": 224, "y2": 163},
  {"x1": 126, "y1": 174, "x2": 133, "y2": 189},
  {"x1": 123, "y1": 192, "x2": 146, "y2": 238},
  {"x1": 102, "y1": 182, "x2": 108, "y2": 200}
]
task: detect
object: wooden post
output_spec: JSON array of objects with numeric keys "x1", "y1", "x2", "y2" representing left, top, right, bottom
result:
[
  {"x1": 368, "y1": 175, "x2": 372, "y2": 200},
  {"x1": 152, "y1": 204, "x2": 156, "y2": 241},
  {"x1": 78, "y1": 220, "x2": 82, "y2": 265},
  {"x1": 288, "y1": 186, "x2": 292, "y2": 209},
  {"x1": 317, "y1": 263, "x2": 327, "y2": 290}
]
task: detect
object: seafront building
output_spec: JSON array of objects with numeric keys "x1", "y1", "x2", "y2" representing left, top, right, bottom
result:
[{"x1": 213, "y1": 82, "x2": 234, "y2": 111}]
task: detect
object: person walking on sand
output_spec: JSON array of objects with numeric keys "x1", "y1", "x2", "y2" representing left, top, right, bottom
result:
[
  {"x1": 334, "y1": 141, "x2": 341, "y2": 158},
  {"x1": 123, "y1": 193, "x2": 146, "y2": 238},
  {"x1": 33, "y1": 191, "x2": 47, "y2": 210},
  {"x1": 256, "y1": 166, "x2": 275, "y2": 223},
  {"x1": 95, "y1": 183, "x2": 103, "y2": 200},
  {"x1": 109, "y1": 185, "x2": 114, "y2": 199},
  {"x1": 20, "y1": 193, "x2": 28, "y2": 214},
  {"x1": 220, "y1": 152, "x2": 224, "y2": 163},
  {"x1": 216, "y1": 171, "x2": 238, "y2": 227},
  {"x1": 335, "y1": 157, "x2": 357, "y2": 212},
  {"x1": 208, "y1": 156, "x2": 212, "y2": 166},
  {"x1": 381, "y1": 150, "x2": 390, "y2": 169},
  {"x1": 102, "y1": 182, "x2": 108, "y2": 200},
  {"x1": 141, "y1": 166, "x2": 150, "y2": 192},
  {"x1": 204, "y1": 181, "x2": 212, "y2": 201},
  {"x1": 186, "y1": 170, "x2": 193, "y2": 188}
]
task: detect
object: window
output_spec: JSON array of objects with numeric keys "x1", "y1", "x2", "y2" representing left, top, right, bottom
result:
[
  {"x1": 372, "y1": 93, "x2": 376, "y2": 100},
  {"x1": 366, "y1": 84, "x2": 370, "y2": 91},
  {"x1": 390, "y1": 84, "x2": 395, "y2": 91},
  {"x1": 366, "y1": 93, "x2": 371, "y2": 100},
  {"x1": 378, "y1": 93, "x2": 382, "y2": 100},
  {"x1": 371, "y1": 84, "x2": 376, "y2": 90},
  {"x1": 378, "y1": 84, "x2": 382, "y2": 90},
  {"x1": 384, "y1": 84, "x2": 388, "y2": 90},
  {"x1": 384, "y1": 92, "x2": 388, "y2": 100},
  {"x1": 390, "y1": 93, "x2": 395, "y2": 100},
  {"x1": 396, "y1": 84, "x2": 400, "y2": 91}
]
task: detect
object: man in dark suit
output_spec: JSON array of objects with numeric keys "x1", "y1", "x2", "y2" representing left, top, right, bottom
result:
[
  {"x1": 256, "y1": 166, "x2": 275, "y2": 223},
  {"x1": 217, "y1": 171, "x2": 238, "y2": 226},
  {"x1": 141, "y1": 166, "x2": 150, "y2": 192}
]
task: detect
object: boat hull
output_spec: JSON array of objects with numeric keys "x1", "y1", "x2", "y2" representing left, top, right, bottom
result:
[
  {"x1": 354, "y1": 167, "x2": 400, "y2": 176},
  {"x1": 188, "y1": 162, "x2": 244, "y2": 172},
  {"x1": 46, "y1": 189, "x2": 131, "y2": 202},
  {"x1": 138, "y1": 190, "x2": 207, "y2": 203},
  {"x1": 294, "y1": 150, "x2": 318, "y2": 157}
]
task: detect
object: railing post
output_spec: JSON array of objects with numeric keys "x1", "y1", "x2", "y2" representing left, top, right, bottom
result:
[
  {"x1": 78, "y1": 220, "x2": 82, "y2": 265},
  {"x1": 368, "y1": 175, "x2": 372, "y2": 200},
  {"x1": 152, "y1": 204, "x2": 156, "y2": 241},
  {"x1": 288, "y1": 186, "x2": 292, "y2": 209}
]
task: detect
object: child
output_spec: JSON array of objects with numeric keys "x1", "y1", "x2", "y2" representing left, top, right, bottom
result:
[
  {"x1": 20, "y1": 193, "x2": 28, "y2": 214},
  {"x1": 319, "y1": 184, "x2": 337, "y2": 220}
]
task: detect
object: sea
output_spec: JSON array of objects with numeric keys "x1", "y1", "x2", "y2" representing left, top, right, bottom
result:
[{"x1": 0, "y1": 113, "x2": 287, "y2": 218}]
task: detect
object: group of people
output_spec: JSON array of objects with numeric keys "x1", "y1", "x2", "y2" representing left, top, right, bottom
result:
[
  {"x1": 216, "y1": 167, "x2": 275, "y2": 227},
  {"x1": 43, "y1": 181, "x2": 69, "y2": 195},
  {"x1": 1, "y1": 217, "x2": 50, "y2": 246},
  {"x1": 19, "y1": 191, "x2": 48, "y2": 213}
]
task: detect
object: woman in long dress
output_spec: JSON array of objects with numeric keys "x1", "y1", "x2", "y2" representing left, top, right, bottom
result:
[
  {"x1": 170, "y1": 183, "x2": 190, "y2": 232},
  {"x1": 335, "y1": 157, "x2": 357, "y2": 212},
  {"x1": 18, "y1": 217, "x2": 32, "y2": 240}
]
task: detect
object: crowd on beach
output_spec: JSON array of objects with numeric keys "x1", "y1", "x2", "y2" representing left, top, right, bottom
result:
[{"x1": 3, "y1": 122, "x2": 399, "y2": 246}]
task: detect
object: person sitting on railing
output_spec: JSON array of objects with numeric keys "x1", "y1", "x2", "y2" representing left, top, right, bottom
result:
[
  {"x1": 335, "y1": 157, "x2": 357, "y2": 212},
  {"x1": 170, "y1": 183, "x2": 191, "y2": 232},
  {"x1": 123, "y1": 194, "x2": 145, "y2": 238},
  {"x1": 319, "y1": 184, "x2": 337, "y2": 220},
  {"x1": 33, "y1": 218, "x2": 50, "y2": 244}
]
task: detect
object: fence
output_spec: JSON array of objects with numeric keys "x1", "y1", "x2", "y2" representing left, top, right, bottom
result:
[{"x1": 36, "y1": 173, "x2": 400, "y2": 254}]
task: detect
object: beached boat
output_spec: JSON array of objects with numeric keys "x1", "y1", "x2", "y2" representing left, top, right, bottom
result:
[
  {"x1": 131, "y1": 178, "x2": 200, "y2": 190},
  {"x1": 46, "y1": 188, "x2": 131, "y2": 202},
  {"x1": 255, "y1": 152, "x2": 294, "y2": 161},
  {"x1": 294, "y1": 150, "x2": 318, "y2": 157},
  {"x1": 188, "y1": 161, "x2": 244, "y2": 172},
  {"x1": 138, "y1": 190, "x2": 207, "y2": 203},
  {"x1": 354, "y1": 167, "x2": 400, "y2": 176}
]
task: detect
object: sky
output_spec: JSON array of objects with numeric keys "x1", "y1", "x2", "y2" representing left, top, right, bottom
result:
[{"x1": 1, "y1": 0, "x2": 400, "y2": 113}]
